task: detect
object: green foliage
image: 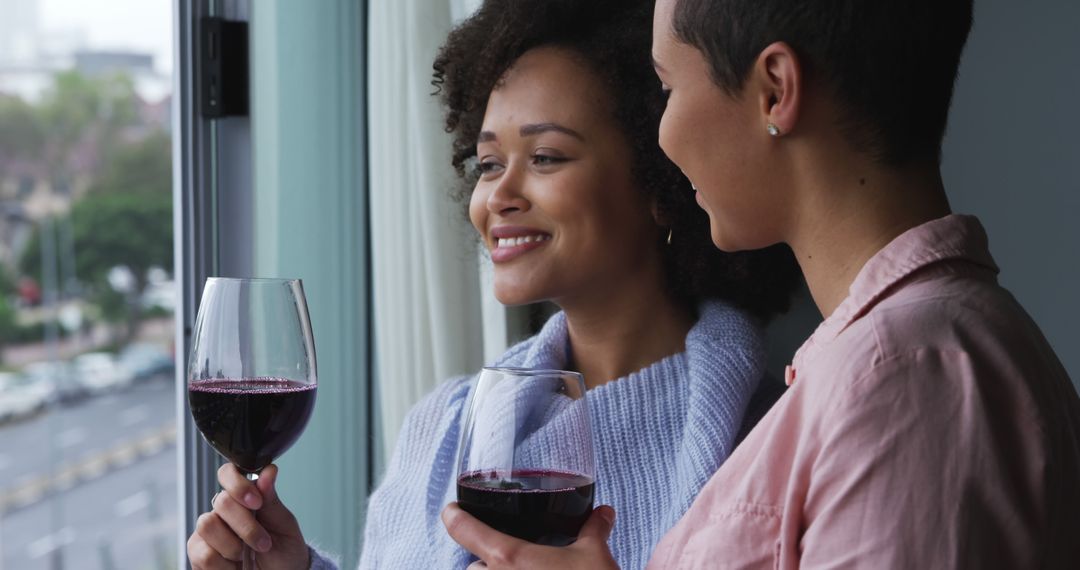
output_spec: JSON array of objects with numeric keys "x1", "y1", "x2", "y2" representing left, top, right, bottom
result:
[
  {"x1": 18, "y1": 193, "x2": 172, "y2": 293},
  {"x1": 91, "y1": 130, "x2": 172, "y2": 196},
  {"x1": 0, "y1": 265, "x2": 14, "y2": 296},
  {"x1": 0, "y1": 294, "x2": 17, "y2": 346},
  {"x1": 70, "y1": 192, "x2": 173, "y2": 287},
  {"x1": 4, "y1": 70, "x2": 171, "y2": 345},
  {"x1": 94, "y1": 285, "x2": 129, "y2": 323},
  {"x1": 38, "y1": 70, "x2": 139, "y2": 149},
  {"x1": 0, "y1": 94, "x2": 45, "y2": 159}
]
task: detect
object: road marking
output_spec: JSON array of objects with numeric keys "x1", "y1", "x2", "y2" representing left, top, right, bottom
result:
[
  {"x1": 120, "y1": 405, "x2": 149, "y2": 426},
  {"x1": 2, "y1": 422, "x2": 177, "y2": 515},
  {"x1": 27, "y1": 527, "x2": 76, "y2": 559},
  {"x1": 55, "y1": 427, "x2": 87, "y2": 448},
  {"x1": 114, "y1": 490, "x2": 151, "y2": 517}
]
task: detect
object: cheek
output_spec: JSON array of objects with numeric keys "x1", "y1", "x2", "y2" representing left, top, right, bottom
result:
[
  {"x1": 657, "y1": 107, "x2": 680, "y2": 166},
  {"x1": 468, "y1": 184, "x2": 487, "y2": 234}
]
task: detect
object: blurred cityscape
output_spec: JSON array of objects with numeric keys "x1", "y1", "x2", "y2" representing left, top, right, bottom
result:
[{"x1": 0, "y1": 0, "x2": 176, "y2": 568}]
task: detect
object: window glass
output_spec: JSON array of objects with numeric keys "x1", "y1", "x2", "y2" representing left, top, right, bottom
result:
[{"x1": 0, "y1": 0, "x2": 176, "y2": 567}]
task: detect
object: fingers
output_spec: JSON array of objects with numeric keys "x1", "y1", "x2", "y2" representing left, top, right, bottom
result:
[
  {"x1": 194, "y1": 511, "x2": 244, "y2": 561},
  {"x1": 576, "y1": 506, "x2": 617, "y2": 543},
  {"x1": 218, "y1": 462, "x2": 262, "y2": 509},
  {"x1": 444, "y1": 503, "x2": 620, "y2": 570},
  {"x1": 213, "y1": 488, "x2": 273, "y2": 553},
  {"x1": 442, "y1": 502, "x2": 528, "y2": 566},
  {"x1": 252, "y1": 464, "x2": 303, "y2": 536},
  {"x1": 187, "y1": 530, "x2": 237, "y2": 570}
]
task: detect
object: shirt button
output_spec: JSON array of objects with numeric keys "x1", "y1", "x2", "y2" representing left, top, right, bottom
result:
[{"x1": 784, "y1": 365, "x2": 797, "y2": 386}]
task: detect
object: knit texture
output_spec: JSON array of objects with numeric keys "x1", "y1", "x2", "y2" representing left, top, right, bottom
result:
[{"x1": 313, "y1": 300, "x2": 766, "y2": 569}]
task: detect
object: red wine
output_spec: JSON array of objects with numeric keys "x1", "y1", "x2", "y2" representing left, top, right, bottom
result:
[
  {"x1": 457, "y1": 469, "x2": 595, "y2": 546},
  {"x1": 188, "y1": 378, "x2": 316, "y2": 473}
]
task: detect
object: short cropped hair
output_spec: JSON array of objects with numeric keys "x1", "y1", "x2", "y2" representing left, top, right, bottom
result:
[{"x1": 672, "y1": 0, "x2": 974, "y2": 165}]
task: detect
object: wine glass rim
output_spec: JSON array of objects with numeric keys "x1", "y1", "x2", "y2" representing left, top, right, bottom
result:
[
  {"x1": 207, "y1": 276, "x2": 302, "y2": 284},
  {"x1": 482, "y1": 366, "x2": 583, "y2": 379}
]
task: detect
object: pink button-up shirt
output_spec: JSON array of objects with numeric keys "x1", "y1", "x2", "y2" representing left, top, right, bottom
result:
[{"x1": 648, "y1": 215, "x2": 1080, "y2": 569}]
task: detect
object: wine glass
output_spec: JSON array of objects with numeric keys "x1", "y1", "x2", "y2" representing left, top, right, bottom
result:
[
  {"x1": 455, "y1": 367, "x2": 595, "y2": 546},
  {"x1": 187, "y1": 277, "x2": 317, "y2": 569}
]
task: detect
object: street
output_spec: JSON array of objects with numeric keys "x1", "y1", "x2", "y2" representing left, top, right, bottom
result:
[{"x1": 0, "y1": 378, "x2": 178, "y2": 570}]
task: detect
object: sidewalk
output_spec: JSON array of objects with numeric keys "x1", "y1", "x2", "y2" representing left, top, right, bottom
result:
[{"x1": 1, "y1": 317, "x2": 175, "y2": 368}]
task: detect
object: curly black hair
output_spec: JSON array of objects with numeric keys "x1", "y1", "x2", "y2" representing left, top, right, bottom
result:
[{"x1": 432, "y1": 0, "x2": 801, "y2": 322}]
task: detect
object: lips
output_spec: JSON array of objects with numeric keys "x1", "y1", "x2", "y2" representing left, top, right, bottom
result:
[{"x1": 489, "y1": 226, "x2": 552, "y2": 263}]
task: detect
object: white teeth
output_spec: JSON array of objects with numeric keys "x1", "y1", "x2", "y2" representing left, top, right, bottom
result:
[{"x1": 496, "y1": 235, "x2": 549, "y2": 248}]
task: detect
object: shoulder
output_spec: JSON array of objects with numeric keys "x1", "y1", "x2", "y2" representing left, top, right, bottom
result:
[
  {"x1": 691, "y1": 299, "x2": 763, "y2": 347},
  {"x1": 398, "y1": 374, "x2": 474, "y2": 438},
  {"x1": 686, "y1": 299, "x2": 765, "y2": 380},
  {"x1": 818, "y1": 270, "x2": 1059, "y2": 389}
]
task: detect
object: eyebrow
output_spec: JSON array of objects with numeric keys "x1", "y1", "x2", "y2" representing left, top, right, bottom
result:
[
  {"x1": 520, "y1": 122, "x2": 584, "y2": 141},
  {"x1": 477, "y1": 122, "x2": 585, "y2": 144}
]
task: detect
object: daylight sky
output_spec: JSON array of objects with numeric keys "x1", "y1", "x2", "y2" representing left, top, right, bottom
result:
[{"x1": 41, "y1": 0, "x2": 173, "y2": 74}]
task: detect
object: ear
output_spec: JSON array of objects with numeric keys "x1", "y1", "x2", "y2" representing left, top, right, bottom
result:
[
  {"x1": 650, "y1": 197, "x2": 667, "y2": 227},
  {"x1": 752, "y1": 42, "x2": 802, "y2": 136}
]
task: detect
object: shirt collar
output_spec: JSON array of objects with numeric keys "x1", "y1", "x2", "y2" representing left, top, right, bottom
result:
[{"x1": 793, "y1": 214, "x2": 999, "y2": 368}]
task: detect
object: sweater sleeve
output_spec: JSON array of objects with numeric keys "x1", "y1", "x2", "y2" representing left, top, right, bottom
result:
[
  {"x1": 356, "y1": 375, "x2": 474, "y2": 569},
  {"x1": 308, "y1": 545, "x2": 340, "y2": 570}
]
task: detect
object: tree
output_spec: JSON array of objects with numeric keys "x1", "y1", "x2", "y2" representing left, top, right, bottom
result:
[
  {"x1": 9, "y1": 71, "x2": 170, "y2": 343},
  {"x1": 0, "y1": 94, "x2": 46, "y2": 161},
  {"x1": 19, "y1": 192, "x2": 172, "y2": 341},
  {"x1": 18, "y1": 70, "x2": 142, "y2": 193},
  {"x1": 0, "y1": 266, "x2": 17, "y2": 352},
  {"x1": 91, "y1": 129, "x2": 172, "y2": 196}
]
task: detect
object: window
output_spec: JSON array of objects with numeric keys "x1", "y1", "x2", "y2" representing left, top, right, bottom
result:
[
  {"x1": 0, "y1": 0, "x2": 177, "y2": 567},
  {"x1": 175, "y1": 1, "x2": 371, "y2": 567}
]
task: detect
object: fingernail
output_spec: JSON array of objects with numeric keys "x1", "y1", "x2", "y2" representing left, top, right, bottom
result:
[
  {"x1": 600, "y1": 507, "x2": 616, "y2": 525},
  {"x1": 257, "y1": 536, "x2": 272, "y2": 552},
  {"x1": 244, "y1": 492, "x2": 258, "y2": 508}
]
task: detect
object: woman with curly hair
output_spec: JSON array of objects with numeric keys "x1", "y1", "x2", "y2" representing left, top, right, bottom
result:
[{"x1": 185, "y1": 0, "x2": 799, "y2": 568}]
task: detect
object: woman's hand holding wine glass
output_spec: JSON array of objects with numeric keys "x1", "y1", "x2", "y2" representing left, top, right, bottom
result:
[
  {"x1": 445, "y1": 367, "x2": 617, "y2": 568},
  {"x1": 188, "y1": 463, "x2": 310, "y2": 570},
  {"x1": 442, "y1": 501, "x2": 619, "y2": 570},
  {"x1": 185, "y1": 278, "x2": 319, "y2": 569}
]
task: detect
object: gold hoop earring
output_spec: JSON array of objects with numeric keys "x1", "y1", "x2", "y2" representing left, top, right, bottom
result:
[{"x1": 666, "y1": 228, "x2": 673, "y2": 246}]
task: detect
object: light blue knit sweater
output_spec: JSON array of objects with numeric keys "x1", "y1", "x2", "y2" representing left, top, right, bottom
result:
[{"x1": 311, "y1": 300, "x2": 767, "y2": 570}]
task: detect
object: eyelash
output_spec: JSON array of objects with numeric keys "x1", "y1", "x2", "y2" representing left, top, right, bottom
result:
[
  {"x1": 475, "y1": 154, "x2": 567, "y2": 175},
  {"x1": 531, "y1": 154, "x2": 566, "y2": 166}
]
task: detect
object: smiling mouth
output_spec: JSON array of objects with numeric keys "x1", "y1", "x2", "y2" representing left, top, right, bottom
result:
[
  {"x1": 495, "y1": 234, "x2": 551, "y2": 248},
  {"x1": 490, "y1": 233, "x2": 552, "y2": 263}
]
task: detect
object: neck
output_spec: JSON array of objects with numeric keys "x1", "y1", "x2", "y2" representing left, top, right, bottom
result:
[
  {"x1": 787, "y1": 156, "x2": 951, "y2": 318},
  {"x1": 557, "y1": 273, "x2": 694, "y2": 390}
]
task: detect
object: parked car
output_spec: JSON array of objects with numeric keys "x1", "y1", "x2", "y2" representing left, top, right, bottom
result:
[
  {"x1": 22, "y1": 361, "x2": 87, "y2": 404},
  {"x1": 119, "y1": 342, "x2": 174, "y2": 381},
  {"x1": 72, "y1": 352, "x2": 135, "y2": 395},
  {"x1": 0, "y1": 372, "x2": 49, "y2": 423}
]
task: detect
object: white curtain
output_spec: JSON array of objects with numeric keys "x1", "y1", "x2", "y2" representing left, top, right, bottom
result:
[{"x1": 368, "y1": 0, "x2": 485, "y2": 454}]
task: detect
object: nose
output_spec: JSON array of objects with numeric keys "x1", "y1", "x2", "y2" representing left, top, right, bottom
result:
[{"x1": 486, "y1": 162, "x2": 530, "y2": 216}]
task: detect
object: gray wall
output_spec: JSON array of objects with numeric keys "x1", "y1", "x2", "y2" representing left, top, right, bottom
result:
[
  {"x1": 765, "y1": 0, "x2": 1079, "y2": 386},
  {"x1": 943, "y1": 0, "x2": 1079, "y2": 384}
]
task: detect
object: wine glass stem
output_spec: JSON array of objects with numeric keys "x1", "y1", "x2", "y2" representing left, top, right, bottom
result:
[{"x1": 242, "y1": 470, "x2": 261, "y2": 570}]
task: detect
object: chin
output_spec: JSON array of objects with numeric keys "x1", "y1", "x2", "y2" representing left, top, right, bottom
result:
[
  {"x1": 709, "y1": 226, "x2": 757, "y2": 253},
  {"x1": 493, "y1": 285, "x2": 538, "y2": 307}
]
